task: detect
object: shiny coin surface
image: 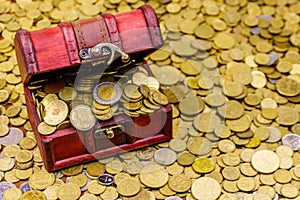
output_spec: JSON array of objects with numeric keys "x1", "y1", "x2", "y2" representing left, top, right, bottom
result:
[
  {"x1": 93, "y1": 82, "x2": 122, "y2": 105},
  {"x1": 282, "y1": 134, "x2": 300, "y2": 151},
  {"x1": 0, "y1": 127, "x2": 24, "y2": 146},
  {"x1": 43, "y1": 100, "x2": 69, "y2": 126},
  {"x1": 70, "y1": 105, "x2": 96, "y2": 131},
  {"x1": 19, "y1": 182, "x2": 33, "y2": 194},
  {"x1": 154, "y1": 148, "x2": 177, "y2": 166},
  {"x1": 0, "y1": 182, "x2": 16, "y2": 200},
  {"x1": 97, "y1": 174, "x2": 114, "y2": 186}
]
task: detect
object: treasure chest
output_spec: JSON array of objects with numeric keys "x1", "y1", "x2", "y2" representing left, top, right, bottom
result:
[{"x1": 14, "y1": 5, "x2": 172, "y2": 172}]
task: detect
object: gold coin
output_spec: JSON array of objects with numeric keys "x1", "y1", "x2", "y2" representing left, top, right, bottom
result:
[
  {"x1": 276, "y1": 77, "x2": 300, "y2": 97},
  {"x1": 41, "y1": 94, "x2": 58, "y2": 106},
  {"x1": 15, "y1": 150, "x2": 33, "y2": 163},
  {"x1": 15, "y1": 168, "x2": 33, "y2": 180},
  {"x1": 222, "y1": 166, "x2": 240, "y2": 181},
  {"x1": 154, "y1": 66, "x2": 181, "y2": 86},
  {"x1": 245, "y1": 137, "x2": 261, "y2": 148},
  {"x1": 61, "y1": 164, "x2": 83, "y2": 176},
  {"x1": 213, "y1": 33, "x2": 236, "y2": 49},
  {"x1": 281, "y1": 183, "x2": 299, "y2": 199},
  {"x1": 236, "y1": 177, "x2": 255, "y2": 192},
  {"x1": 105, "y1": 160, "x2": 123, "y2": 174},
  {"x1": 276, "y1": 106, "x2": 299, "y2": 126},
  {"x1": 195, "y1": 23, "x2": 215, "y2": 39},
  {"x1": 218, "y1": 139, "x2": 236, "y2": 153},
  {"x1": 117, "y1": 177, "x2": 141, "y2": 196},
  {"x1": 59, "y1": 86, "x2": 76, "y2": 101},
  {"x1": 43, "y1": 99, "x2": 68, "y2": 126},
  {"x1": 226, "y1": 116, "x2": 251, "y2": 132},
  {"x1": 0, "y1": 89, "x2": 9, "y2": 103},
  {"x1": 177, "y1": 151, "x2": 196, "y2": 166},
  {"x1": 100, "y1": 187, "x2": 118, "y2": 200},
  {"x1": 20, "y1": 190, "x2": 47, "y2": 200},
  {"x1": 251, "y1": 150, "x2": 280, "y2": 173},
  {"x1": 57, "y1": 183, "x2": 81, "y2": 200},
  {"x1": 43, "y1": 186, "x2": 59, "y2": 200},
  {"x1": 139, "y1": 164, "x2": 169, "y2": 188},
  {"x1": 0, "y1": 124, "x2": 9, "y2": 137},
  {"x1": 193, "y1": 112, "x2": 220, "y2": 132},
  {"x1": 251, "y1": 71, "x2": 267, "y2": 89},
  {"x1": 3, "y1": 144, "x2": 20, "y2": 158},
  {"x1": 150, "y1": 90, "x2": 168, "y2": 106},
  {"x1": 254, "y1": 53, "x2": 270, "y2": 65},
  {"x1": 69, "y1": 173, "x2": 87, "y2": 188},
  {"x1": 87, "y1": 180, "x2": 106, "y2": 195},
  {"x1": 168, "y1": 173, "x2": 191, "y2": 193},
  {"x1": 37, "y1": 122, "x2": 56, "y2": 135},
  {"x1": 6, "y1": 105, "x2": 21, "y2": 117},
  {"x1": 70, "y1": 104, "x2": 96, "y2": 131},
  {"x1": 192, "y1": 157, "x2": 215, "y2": 173},
  {"x1": 132, "y1": 72, "x2": 148, "y2": 86},
  {"x1": 124, "y1": 84, "x2": 142, "y2": 100},
  {"x1": 191, "y1": 177, "x2": 221, "y2": 200},
  {"x1": 29, "y1": 170, "x2": 55, "y2": 190},
  {"x1": 86, "y1": 162, "x2": 105, "y2": 177},
  {"x1": 3, "y1": 188, "x2": 22, "y2": 200},
  {"x1": 19, "y1": 137, "x2": 36, "y2": 150}
]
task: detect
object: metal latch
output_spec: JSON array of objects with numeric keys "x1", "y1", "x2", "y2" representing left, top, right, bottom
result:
[
  {"x1": 94, "y1": 124, "x2": 124, "y2": 139},
  {"x1": 79, "y1": 43, "x2": 130, "y2": 66}
]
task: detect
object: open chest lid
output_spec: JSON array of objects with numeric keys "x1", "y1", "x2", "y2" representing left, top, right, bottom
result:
[{"x1": 14, "y1": 5, "x2": 163, "y2": 84}]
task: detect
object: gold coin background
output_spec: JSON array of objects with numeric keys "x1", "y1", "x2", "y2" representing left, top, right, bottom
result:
[{"x1": 0, "y1": 0, "x2": 300, "y2": 200}]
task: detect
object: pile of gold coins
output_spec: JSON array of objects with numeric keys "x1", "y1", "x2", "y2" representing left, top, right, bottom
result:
[
  {"x1": 1, "y1": 0, "x2": 300, "y2": 199},
  {"x1": 30, "y1": 66, "x2": 168, "y2": 134}
]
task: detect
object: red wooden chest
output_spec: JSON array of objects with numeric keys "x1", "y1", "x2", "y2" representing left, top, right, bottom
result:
[{"x1": 14, "y1": 5, "x2": 172, "y2": 171}]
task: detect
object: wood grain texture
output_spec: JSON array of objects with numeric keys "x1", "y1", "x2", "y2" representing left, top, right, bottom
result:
[{"x1": 15, "y1": 5, "x2": 163, "y2": 84}]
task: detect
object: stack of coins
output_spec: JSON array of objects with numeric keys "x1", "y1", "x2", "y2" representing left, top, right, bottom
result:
[{"x1": 31, "y1": 64, "x2": 169, "y2": 134}]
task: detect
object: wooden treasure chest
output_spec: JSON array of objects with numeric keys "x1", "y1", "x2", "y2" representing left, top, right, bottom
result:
[{"x1": 14, "y1": 5, "x2": 172, "y2": 172}]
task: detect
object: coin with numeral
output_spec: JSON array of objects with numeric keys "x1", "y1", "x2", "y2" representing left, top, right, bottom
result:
[
  {"x1": 97, "y1": 174, "x2": 114, "y2": 186},
  {"x1": 93, "y1": 82, "x2": 122, "y2": 105}
]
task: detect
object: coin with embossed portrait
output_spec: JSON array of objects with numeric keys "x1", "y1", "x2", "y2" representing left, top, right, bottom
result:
[{"x1": 70, "y1": 105, "x2": 96, "y2": 131}]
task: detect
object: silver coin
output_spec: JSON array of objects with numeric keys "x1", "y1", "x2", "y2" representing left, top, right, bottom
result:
[
  {"x1": 251, "y1": 27, "x2": 261, "y2": 35},
  {"x1": 20, "y1": 182, "x2": 33, "y2": 194},
  {"x1": 97, "y1": 174, "x2": 114, "y2": 186},
  {"x1": 93, "y1": 82, "x2": 122, "y2": 105},
  {"x1": 154, "y1": 148, "x2": 177, "y2": 166},
  {"x1": 258, "y1": 14, "x2": 273, "y2": 21},
  {"x1": 266, "y1": 126, "x2": 281, "y2": 143},
  {"x1": 0, "y1": 182, "x2": 16, "y2": 200},
  {"x1": 54, "y1": 171, "x2": 64, "y2": 179},
  {"x1": 267, "y1": 52, "x2": 278, "y2": 66},
  {"x1": 81, "y1": 178, "x2": 91, "y2": 192},
  {"x1": 0, "y1": 128, "x2": 24, "y2": 146},
  {"x1": 282, "y1": 134, "x2": 300, "y2": 151},
  {"x1": 165, "y1": 196, "x2": 183, "y2": 200}
]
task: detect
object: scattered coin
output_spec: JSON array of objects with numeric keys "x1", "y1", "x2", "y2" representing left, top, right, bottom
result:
[
  {"x1": 191, "y1": 177, "x2": 221, "y2": 200},
  {"x1": 154, "y1": 148, "x2": 177, "y2": 166},
  {"x1": 0, "y1": 127, "x2": 24, "y2": 146},
  {"x1": 0, "y1": 182, "x2": 16, "y2": 200},
  {"x1": 282, "y1": 134, "x2": 300, "y2": 151},
  {"x1": 97, "y1": 174, "x2": 114, "y2": 186},
  {"x1": 19, "y1": 182, "x2": 33, "y2": 194},
  {"x1": 251, "y1": 150, "x2": 280, "y2": 173}
]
